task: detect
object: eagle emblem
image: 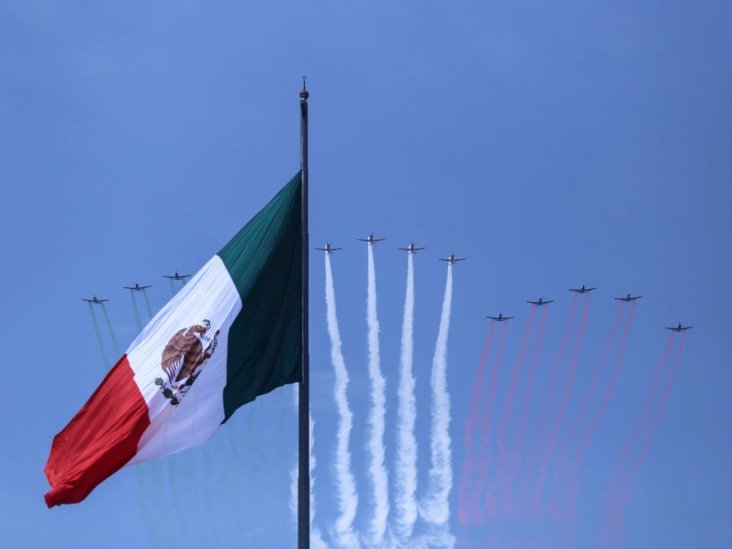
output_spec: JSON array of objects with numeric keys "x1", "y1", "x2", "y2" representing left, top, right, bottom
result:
[{"x1": 154, "y1": 319, "x2": 220, "y2": 406}]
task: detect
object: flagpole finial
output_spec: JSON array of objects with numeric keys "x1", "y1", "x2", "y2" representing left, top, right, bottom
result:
[{"x1": 300, "y1": 76, "x2": 309, "y2": 101}]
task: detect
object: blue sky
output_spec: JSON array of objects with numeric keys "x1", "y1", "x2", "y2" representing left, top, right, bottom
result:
[{"x1": 1, "y1": 1, "x2": 731, "y2": 547}]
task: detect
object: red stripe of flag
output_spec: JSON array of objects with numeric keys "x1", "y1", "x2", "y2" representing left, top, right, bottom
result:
[{"x1": 44, "y1": 355, "x2": 150, "y2": 507}]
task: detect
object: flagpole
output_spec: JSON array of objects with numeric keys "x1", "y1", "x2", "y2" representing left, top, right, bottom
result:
[{"x1": 298, "y1": 78, "x2": 311, "y2": 549}]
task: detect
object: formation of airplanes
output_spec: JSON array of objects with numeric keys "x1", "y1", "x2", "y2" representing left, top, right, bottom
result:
[
  {"x1": 124, "y1": 283, "x2": 151, "y2": 292},
  {"x1": 83, "y1": 238, "x2": 692, "y2": 332}
]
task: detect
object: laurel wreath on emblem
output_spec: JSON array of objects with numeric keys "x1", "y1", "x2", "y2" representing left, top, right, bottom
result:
[{"x1": 155, "y1": 320, "x2": 219, "y2": 406}]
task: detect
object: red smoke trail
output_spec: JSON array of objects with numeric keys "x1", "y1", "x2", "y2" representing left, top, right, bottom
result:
[
  {"x1": 600, "y1": 333, "x2": 684, "y2": 547},
  {"x1": 530, "y1": 294, "x2": 589, "y2": 516},
  {"x1": 559, "y1": 302, "x2": 637, "y2": 520},
  {"x1": 501, "y1": 304, "x2": 549, "y2": 516},
  {"x1": 466, "y1": 322, "x2": 498, "y2": 452},
  {"x1": 458, "y1": 322, "x2": 497, "y2": 524},
  {"x1": 485, "y1": 306, "x2": 538, "y2": 518},
  {"x1": 469, "y1": 322, "x2": 509, "y2": 524},
  {"x1": 521, "y1": 293, "x2": 578, "y2": 517}
]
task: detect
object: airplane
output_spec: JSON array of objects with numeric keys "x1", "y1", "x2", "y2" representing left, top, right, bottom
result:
[
  {"x1": 570, "y1": 284, "x2": 597, "y2": 294},
  {"x1": 358, "y1": 234, "x2": 385, "y2": 245},
  {"x1": 315, "y1": 243, "x2": 342, "y2": 254},
  {"x1": 615, "y1": 293, "x2": 642, "y2": 302},
  {"x1": 83, "y1": 295, "x2": 109, "y2": 304},
  {"x1": 399, "y1": 242, "x2": 426, "y2": 254},
  {"x1": 666, "y1": 322, "x2": 692, "y2": 332},
  {"x1": 124, "y1": 283, "x2": 151, "y2": 291},
  {"x1": 163, "y1": 271, "x2": 192, "y2": 281},
  {"x1": 527, "y1": 297, "x2": 554, "y2": 306},
  {"x1": 439, "y1": 254, "x2": 465, "y2": 264},
  {"x1": 487, "y1": 313, "x2": 514, "y2": 322}
]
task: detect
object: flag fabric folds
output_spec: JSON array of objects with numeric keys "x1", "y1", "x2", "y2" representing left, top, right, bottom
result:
[{"x1": 45, "y1": 173, "x2": 303, "y2": 507}]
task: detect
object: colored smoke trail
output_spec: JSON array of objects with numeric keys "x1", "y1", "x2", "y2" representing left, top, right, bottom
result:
[
  {"x1": 600, "y1": 333, "x2": 684, "y2": 548},
  {"x1": 142, "y1": 288, "x2": 154, "y2": 320},
  {"x1": 87, "y1": 302, "x2": 110, "y2": 368},
  {"x1": 324, "y1": 253, "x2": 360, "y2": 548},
  {"x1": 625, "y1": 333, "x2": 686, "y2": 487},
  {"x1": 502, "y1": 304, "x2": 549, "y2": 515},
  {"x1": 129, "y1": 290, "x2": 143, "y2": 331},
  {"x1": 469, "y1": 321, "x2": 509, "y2": 524},
  {"x1": 560, "y1": 302, "x2": 637, "y2": 520},
  {"x1": 618, "y1": 334, "x2": 675, "y2": 470},
  {"x1": 420, "y1": 264, "x2": 455, "y2": 548},
  {"x1": 394, "y1": 252, "x2": 418, "y2": 542},
  {"x1": 366, "y1": 243, "x2": 389, "y2": 547},
  {"x1": 523, "y1": 293, "x2": 578, "y2": 516},
  {"x1": 458, "y1": 321, "x2": 496, "y2": 524},
  {"x1": 99, "y1": 302, "x2": 121, "y2": 356},
  {"x1": 531, "y1": 293, "x2": 590, "y2": 515},
  {"x1": 485, "y1": 306, "x2": 537, "y2": 517},
  {"x1": 466, "y1": 322, "x2": 497, "y2": 452}
]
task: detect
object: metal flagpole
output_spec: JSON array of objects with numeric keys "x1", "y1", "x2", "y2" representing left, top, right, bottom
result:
[{"x1": 298, "y1": 78, "x2": 311, "y2": 549}]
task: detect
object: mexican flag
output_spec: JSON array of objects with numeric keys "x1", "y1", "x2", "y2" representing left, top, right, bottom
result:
[{"x1": 45, "y1": 173, "x2": 303, "y2": 507}]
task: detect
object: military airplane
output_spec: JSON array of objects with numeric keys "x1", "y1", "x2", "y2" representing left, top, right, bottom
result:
[
  {"x1": 315, "y1": 243, "x2": 342, "y2": 254},
  {"x1": 358, "y1": 234, "x2": 385, "y2": 245},
  {"x1": 163, "y1": 272, "x2": 192, "y2": 281},
  {"x1": 487, "y1": 313, "x2": 514, "y2": 322},
  {"x1": 666, "y1": 323, "x2": 692, "y2": 332},
  {"x1": 527, "y1": 297, "x2": 554, "y2": 306},
  {"x1": 83, "y1": 295, "x2": 109, "y2": 304},
  {"x1": 124, "y1": 283, "x2": 151, "y2": 291},
  {"x1": 399, "y1": 242, "x2": 426, "y2": 254},
  {"x1": 570, "y1": 284, "x2": 597, "y2": 294},
  {"x1": 439, "y1": 254, "x2": 465, "y2": 264},
  {"x1": 615, "y1": 293, "x2": 642, "y2": 302}
]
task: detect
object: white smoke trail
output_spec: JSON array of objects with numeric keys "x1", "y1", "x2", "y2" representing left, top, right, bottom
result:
[
  {"x1": 290, "y1": 385, "x2": 327, "y2": 547},
  {"x1": 324, "y1": 254, "x2": 361, "y2": 548},
  {"x1": 366, "y1": 243, "x2": 390, "y2": 547},
  {"x1": 310, "y1": 412, "x2": 328, "y2": 549},
  {"x1": 393, "y1": 252, "x2": 418, "y2": 542},
  {"x1": 420, "y1": 264, "x2": 455, "y2": 548}
]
